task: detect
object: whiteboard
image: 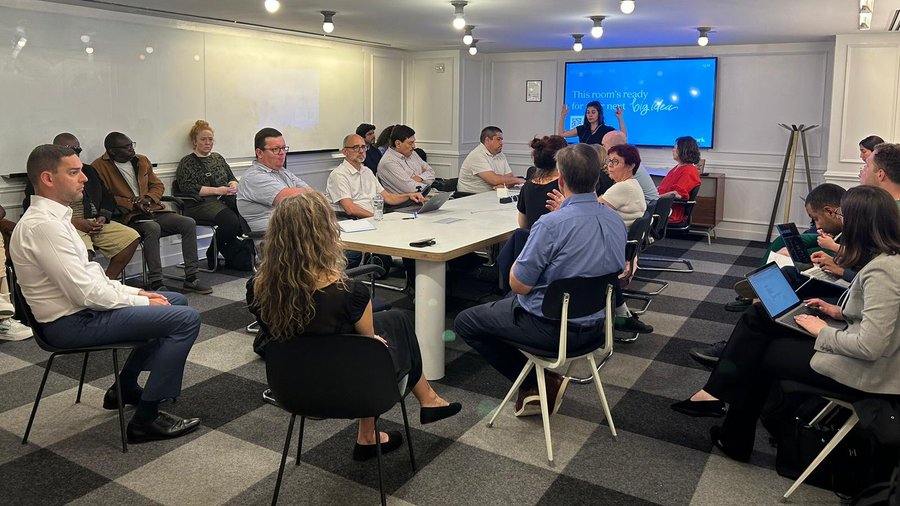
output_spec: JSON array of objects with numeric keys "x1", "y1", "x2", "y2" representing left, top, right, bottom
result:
[{"x1": 0, "y1": 2, "x2": 370, "y2": 174}]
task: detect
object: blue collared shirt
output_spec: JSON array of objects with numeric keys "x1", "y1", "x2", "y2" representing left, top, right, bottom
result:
[{"x1": 513, "y1": 192, "x2": 626, "y2": 325}]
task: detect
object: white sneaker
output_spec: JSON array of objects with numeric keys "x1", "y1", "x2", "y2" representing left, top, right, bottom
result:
[{"x1": 0, "y1": 318, "x2": 33, "y2": 341}]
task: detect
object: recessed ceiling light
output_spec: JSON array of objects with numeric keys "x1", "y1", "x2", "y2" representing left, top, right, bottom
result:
[
  {"x1": 264, "y1": 0, "x2": 280, "y2": 14},
  {"x1": 620, "y1": 0, "x2": 635, "y2": 15}
]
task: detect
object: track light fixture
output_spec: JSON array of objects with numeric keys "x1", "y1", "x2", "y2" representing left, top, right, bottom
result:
[
  {"x1": 590, "y1": 16, "x2": 606, "y2": 38},
  {"x1": 321, "y1": 11, "x2": 336, "y2": 33},
  {"x1": 620, "y1": 0, "x2": 635, "y2": 14},
  {"x1": 451, "y1": 1, "x2": 468, "y2": 30},
  {"x1": 697, "y1": 26, "x2": 711, "y2": 46},
  {"x1": 263, "y1": 0, "x2": 280, "y2": 14},
  {"x1": 572, "y1": 34, "x2": 583, "y2": 52},
  {"x1": 463, "y1": 25, "x2": 475, "y2": 45},
  {"x1": 468, "y1": 39, "x2": 478, "y2": 55},
  {"x1": 859, "y1": 0, "x2": 873, "y2": 30}
]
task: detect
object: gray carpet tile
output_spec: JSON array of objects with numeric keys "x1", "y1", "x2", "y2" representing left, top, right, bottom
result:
[{"x1": 0, "y1": 235, "x2": 846, "y2": 504}]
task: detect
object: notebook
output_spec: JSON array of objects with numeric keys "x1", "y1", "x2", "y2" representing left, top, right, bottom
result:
[{"x1": 746, "y1": 262, "x2": 847, "y2": 337}]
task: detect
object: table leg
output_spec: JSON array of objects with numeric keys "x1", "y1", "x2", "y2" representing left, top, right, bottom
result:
[{"x1": 415, "y1": 259, "x2": 446, "y2": 380}]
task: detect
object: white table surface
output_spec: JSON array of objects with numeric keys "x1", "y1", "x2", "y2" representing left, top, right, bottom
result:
[{"x1": 340, "y1": 191, "x2": 520, "y2": 379}]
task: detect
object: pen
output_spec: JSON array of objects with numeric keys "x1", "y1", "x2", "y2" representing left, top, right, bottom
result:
[
  {"x1": 833, "y1": 232, "x2": 841, "y2": 241},
  {"x1": 403, "y1": 217, "x2": 415, "y2": 220}
]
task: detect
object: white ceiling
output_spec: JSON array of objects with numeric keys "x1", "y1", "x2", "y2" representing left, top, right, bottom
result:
[{"x1": 44, "y1": 0, "x2": 900, "y2": 53}]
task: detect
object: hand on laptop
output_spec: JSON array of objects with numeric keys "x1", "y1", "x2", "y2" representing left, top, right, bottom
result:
[
  {"x1": 801, "y1": 298, "x2": 843, "y2": 321},
  {"x1": 810, "y1": 251, "x2": 844, "y2": 278}
]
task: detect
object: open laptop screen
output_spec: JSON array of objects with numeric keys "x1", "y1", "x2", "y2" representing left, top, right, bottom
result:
[{"x1": 747, "y1": 263, "x2": 800, "y2": 318}]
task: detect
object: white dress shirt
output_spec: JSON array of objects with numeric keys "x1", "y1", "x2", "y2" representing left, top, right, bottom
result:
[
  {"x1": 457, "y1": 143, "x2": 513, "y2": 194},
  {"x1": 376, "y1": 148, "x2": 436, "y2": 194},
  {"x1": 325, "y1": 160, "x2": 384, "y2": 214},
  {"x1": 10, "y1": 195, "x2": 147, "y2": 323}
]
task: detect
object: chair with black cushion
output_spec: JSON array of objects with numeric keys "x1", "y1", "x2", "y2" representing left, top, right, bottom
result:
[
  {"x1": 621, "y1": 212, "x2": 667, "y2": 316},
  {"x1": 665, "y1": 184, "x2": 714, "y2": 244},
  {"x1": 12, "y1": 272, "x2": 143, "y2": 453},
  {"x1": 265, "y1": 333, "x2": 416, "y2": 506},
  {"x1": 637, "y1": 194, "x2": 695, "y2": 273},
  {"x1": 168, "y1": 180, "x2": 219, "y2": 272},
  {"x1": 487, "y1": 273, "x2": 619, "y2": 463}
]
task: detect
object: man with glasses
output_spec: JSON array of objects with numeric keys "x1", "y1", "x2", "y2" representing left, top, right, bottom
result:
[
  {"x1": 93, "y1": 132, "x2": 212, "y2": 294},
  {"x1": 237, "y1": 127, "x2": 311, "y2": 233},
  {"x1": 326, "y1": 133, "x2": 424, "y2": 219},
  {"x1": 23, "y1": 133, "x2": 140, "y2": 280}
]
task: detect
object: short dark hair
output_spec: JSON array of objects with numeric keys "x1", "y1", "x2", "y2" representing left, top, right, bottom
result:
[
  {"x1": 103, "y1": 131, "x2": 129, "y2": 150},
  {"x1": 254, "y1": 127, "x2": 283, "y2": 153},
  {"x1": 355, "y1": 123, "x2": 376, "y2": 137},
  {"x1": 872, "y1": 143, "x2": 900, "y2": 184},
  {"x1": 480, "y1": 126, "x2": 502, "y2": 143},
  {"x1": 556, "y1": 144, "x2": 600, "y2": 194},
  {"x1": 675, "y1": 136, "x2": 701, "y2": 165},
  {"x1": 27, "y1": 144, "x2": 74, "y2": 186},
  {"x1": 52, "y1": 132, "x2": 77, "y2": 146},
  {"x1": 804, "y1": 183, "x2": 845, "y2": 212},
  {"x1": 860, "y1": 135, "x2": 885, "y2": 152},
  {"x1": 607, "y1": 144, "x2": 641, "y2": 175},
  {"x1": 375, "y1": 125, "x2": 394, "y2": 148},
  {"x1": 389, "y1": 124, "x2": 415, "y2": 148}
]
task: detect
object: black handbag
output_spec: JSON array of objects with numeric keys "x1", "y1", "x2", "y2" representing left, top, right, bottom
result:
[{"x1": 855, "y1": 398, "x2": 900, "y2": 446}]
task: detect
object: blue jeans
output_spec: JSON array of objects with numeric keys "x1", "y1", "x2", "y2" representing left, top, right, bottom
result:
[{"x1": 42, "y1": 292, "x2": 200, "y2": 401}]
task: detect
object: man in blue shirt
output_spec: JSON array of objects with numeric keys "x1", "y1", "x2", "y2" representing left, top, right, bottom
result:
[{"x1": 455, "y1": 144, "x2": 625, "y2": 417}]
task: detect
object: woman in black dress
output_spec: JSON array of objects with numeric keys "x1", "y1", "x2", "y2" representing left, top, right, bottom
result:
[
  {"x1": 558, "y1": 100, "x2": 626, "y2": 144},
  {"x1": 252, "y1": 192, "x2": 460, "y2": 461}
]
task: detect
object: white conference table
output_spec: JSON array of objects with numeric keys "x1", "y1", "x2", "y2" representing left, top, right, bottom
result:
[{"x1": 340, "y1": 191, "x2": 520, "y2": 380}]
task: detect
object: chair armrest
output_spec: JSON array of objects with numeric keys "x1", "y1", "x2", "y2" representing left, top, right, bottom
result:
[
  {"x1": 173, "y1": 192, "x2": 204, "y2": 203},
  {"x1": 346, "y1": 264, "x2": 386, "y2": 279},
  {"x1": 160, "y1": 195, "x2": 185, "y2": 212}
]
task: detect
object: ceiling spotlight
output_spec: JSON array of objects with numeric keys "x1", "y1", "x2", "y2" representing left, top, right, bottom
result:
[
  {"x1": 16, "y1": 37, "x2": 27, "y2": 48},
  {"x1": 451, "y1": 1, "x2": 468, "y2": 30},
  {"x1": 468, "y1": 39, "x2": 478, "y2": 55},
  {"x1": 697, "y1": 27, "x2": 711, "y2": 47},
  {"x1": 590, "y1": 16, "x2": 606, "y2": 38},
  {"x1": 80, "y1": 35, "x2": 91, "y2": 43},
  {"x1": 620, "y1": 0, "x2": 635, "y2": 14},
  {"x1": 145, "y1": 46, "x2": 154, "y2": 54},
  {"x1": 85, "y1": 47, "x2": 94, "y2": 54},
  {"x1": 463, "y1": 25, "x2": 475, "y2": 45},
  {"x1": 572, "y1": 34, "x2": 584, "y2": 52},
  {"x1": 321, "y1": 11, "x2": 336, "y2": 33},
  {"x1": 264, "y1": 0, "x2": 280, "y2": 14}
]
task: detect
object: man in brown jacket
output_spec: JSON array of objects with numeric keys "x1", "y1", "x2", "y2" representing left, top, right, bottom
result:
[{"x1": 93, "y1": 132, "x2": 211, "y2": 294}]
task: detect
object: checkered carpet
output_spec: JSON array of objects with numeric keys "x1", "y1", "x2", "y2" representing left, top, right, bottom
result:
[{"x1": 0, "y1": 236, "x2": 842, "y2": 505}]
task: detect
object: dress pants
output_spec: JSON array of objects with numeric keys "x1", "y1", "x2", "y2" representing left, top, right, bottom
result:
[
  {"x1": 42, "y1": 292, "x2": 200, "y2": 402},
  {"x1": 130, "y1": 213, "x2": 199, "y2": 283},
  {"x1": 704, "y1": 303, "x2": 863, "y2": 448},
  {"x1": 455, "y1": 296, "x2": 604, "y2": 388}
]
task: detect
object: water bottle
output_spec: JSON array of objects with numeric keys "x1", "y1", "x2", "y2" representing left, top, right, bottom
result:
[{"x1": 373, "y1": 194, "x2": 384, "y2": 221}]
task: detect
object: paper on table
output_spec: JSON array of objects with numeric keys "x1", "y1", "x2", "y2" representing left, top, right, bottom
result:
[
  {"x1": 338, "y1": 219, "x2": 376, "y2": 233},
  {"x1": 766, "y1": 251, "x2": 794, "y2": 269}
]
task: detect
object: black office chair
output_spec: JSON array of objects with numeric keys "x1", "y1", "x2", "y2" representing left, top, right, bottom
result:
[
  {"x1": 265, "y1": 333, "x2": 416, "y2": 506},
  {"x1": 665, "y1": 185, "x2": 714, "y2": 244},
  {"x1": 168, "y1": 180, "x2": 220, "y2": 272},
  {"x1": 621, "y1": 212, "x2": 667, "y2": 316},
  {"x1": 12, "y1": 272, "x2": 143, "y2": 453},
  {"x1": 637, "y1": 194, "x2": 695, "y2": 273},
  {"x1": 486, "y1": 274, "x2": 619, "y2": 463}
]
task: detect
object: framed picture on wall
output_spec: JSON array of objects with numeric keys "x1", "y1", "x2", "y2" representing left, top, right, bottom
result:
[{"x1": 526, "y1": 80, "x2": 542, "y2": 102}]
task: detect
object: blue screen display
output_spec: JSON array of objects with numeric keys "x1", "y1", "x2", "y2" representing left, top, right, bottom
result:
[
  {"x1": 563, "y1": 58, "x2": 717, "y2": 148},
  {"x1": 748, "y1": 263, "x2": 800, "y2": 318}
]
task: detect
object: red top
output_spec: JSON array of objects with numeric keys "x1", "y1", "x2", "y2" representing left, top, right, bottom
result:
[{"x1": 658, "y1": 164, "x2": 701, "y2": 224}]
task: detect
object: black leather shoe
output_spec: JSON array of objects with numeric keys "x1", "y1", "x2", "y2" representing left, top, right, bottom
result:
[
  {"x1": 126, "y1": 411, "x2": 201, "y2": 443},
  {"x1": 352, "y1": 430, "x2": 403, "y2": 461},
  {"x1": 689, "y1": 341, "x2": 727, "y2": 368},
  {"x1": 670, "y1": 398, "x2": 726, "y2": 418},
  {"x1": 614, "y1": 315, "x2": 654, "y2": 334},
  {"x1": 420, "y1": 402, "x2": 462, "y2": 425},
  {"x1": 725, "y1": 297, "x2": 753, "y2": 312},
  {"x1": 710, "y1": 425, "x2": 752, "y2": 462},
  {"x1": 102, "y1": 385, "x2": 143, "y2": 410}
]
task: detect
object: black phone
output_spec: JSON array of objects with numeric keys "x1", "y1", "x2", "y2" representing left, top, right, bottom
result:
[{"x1": 409, "y1": 238, "x2": 435, "y2": 248}]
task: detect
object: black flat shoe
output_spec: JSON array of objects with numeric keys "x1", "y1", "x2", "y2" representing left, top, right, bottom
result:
[
  {"x1": 126, "y1": 411, "x2": 201, "y2": 443},
  {"x1": 710, "y1": 426, "x2": 752, "y2": 462},
  {"x1": 420, "y1": 402, "x2": 462, "y2": 425},
  {"x1": 670, "y1": 398, "x2": 726, "y2": 418},
  {"x1": 102, "y1": 385, "x2": 143, "y2": 410},
  {"x1": 352, "y1": 430, "x2": 403, "y2": 461}
]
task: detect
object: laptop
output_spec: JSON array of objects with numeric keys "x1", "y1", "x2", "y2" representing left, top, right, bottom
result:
[
  {"x1": 775, "y1": 222, "x2": 849, "y2": 288},
  {"x1": 396, "y1": 191, "x2": 452, "y2": 214},
  {"x1": 746, "y1": 262, "x2": 847, "y2": 337}
]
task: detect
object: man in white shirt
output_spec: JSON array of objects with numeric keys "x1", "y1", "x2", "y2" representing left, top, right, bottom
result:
[
  {"x1": 237, "y1": 127, "x2": 312, "y2": 232},
  {"x1": 456, "y1": 126, "x2": 523, "y2": 194},
  {"x1": 11, "y1": 144, "x2": 202, "y2": 443},
  {"x1": 326, "y1": 134, "x2": 424, "y2": 218},
  {"x1": 376, "y1": 125, "x2": 436, "y2": 194}
]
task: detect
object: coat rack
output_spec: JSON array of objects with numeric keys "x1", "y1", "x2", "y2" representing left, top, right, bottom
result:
[{"x1": 765, "y1": 124, "x2": 817, "y2": 242}]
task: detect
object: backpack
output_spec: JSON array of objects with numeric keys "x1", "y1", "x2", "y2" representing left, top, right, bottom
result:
[{"x1": 223, "y1": 235, "x2": 256, "y2": 271}]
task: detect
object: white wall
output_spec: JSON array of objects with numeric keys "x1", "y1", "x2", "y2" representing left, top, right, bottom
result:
[{"x1": 825, "y1": 33, "x2": 900, "y2": 188}]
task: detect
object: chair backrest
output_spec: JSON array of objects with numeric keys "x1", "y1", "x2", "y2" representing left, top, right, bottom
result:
[
  {"x1": 649, "y1": 194, "x2": 675, "y2": 240},
  {"x1": 626, "y1": 213, "x2": 652, "y2": 264},
  {"x1": 265, "y1": 334, "x2": 401, "y2": 419},
  {"x1": 668, "y1": 184, "x2": 701, "y2": 231},
  {"x1": 9, "y1": 268, "x2": 59, "y2": 353},
  {"x1": 540, "y1": 274, "x2": 618, "y2": 367}
]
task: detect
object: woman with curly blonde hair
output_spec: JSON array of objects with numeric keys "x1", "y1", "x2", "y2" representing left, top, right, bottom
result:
[{"x1": 252, "y1": 192, "x2": 460, "y2": 461}]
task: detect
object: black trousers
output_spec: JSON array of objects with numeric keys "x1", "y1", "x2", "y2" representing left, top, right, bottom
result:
[
  {"x1": 374, "y1": 309, "x2": 423, "y2": 393},
  {"x1": 704, "y1": 303, "x2": 863, "y2": 449}
]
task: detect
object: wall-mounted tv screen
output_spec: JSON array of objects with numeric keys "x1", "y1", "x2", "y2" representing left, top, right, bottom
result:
[{"x1": 563, "y1": 57, "x2": 717, "y2": 148}]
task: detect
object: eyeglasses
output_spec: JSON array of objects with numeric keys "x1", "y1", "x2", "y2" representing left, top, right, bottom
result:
[
  {"x1": 65, "y1": 146, "x2": 83, "y2": 155},
  {"x1": 262, "y1": 146, "x2": 289, "y2": 154},
  {"x1": 343, "y1": 145, "x2": 367, "y2": 152},
  {"x1": 607, "y1": 158, "x2": 623, "y2": 167},
  {"x1": 111, "y1": 142, "x2": 135, "y2": 150}
]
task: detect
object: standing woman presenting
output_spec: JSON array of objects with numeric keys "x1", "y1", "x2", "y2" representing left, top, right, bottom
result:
[{"x1": 558, "y1": 100, "x2": 626, "y2": 145}]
